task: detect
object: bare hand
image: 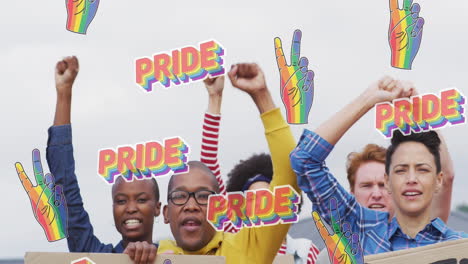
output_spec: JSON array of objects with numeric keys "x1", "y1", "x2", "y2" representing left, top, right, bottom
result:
[
  {"x1": 55, "y1": 56, "x2": 79, "y2": 95},
  {"x1": 204, "y1": 76, "x2": 225, "y2": 96},
  {"x1": 365, "y1": 76, "x2": 415, "y2": 106},
  {"x1": 228, "y1": 63, "x2": 267, "y2": 97},
  {"x1": 124, "y1": 241, "x2": 157, "y2": 264}
]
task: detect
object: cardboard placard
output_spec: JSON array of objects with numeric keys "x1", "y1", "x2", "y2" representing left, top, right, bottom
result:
[
  {"x1": 24, "y1": 252, "x2": 294, "y2": 264},
  {"x1": 364, "y1": 238, "x2": 468, "y2": 264},
  {"x1": 24, "y1": 252, "x2": 225, "y2": 264}
]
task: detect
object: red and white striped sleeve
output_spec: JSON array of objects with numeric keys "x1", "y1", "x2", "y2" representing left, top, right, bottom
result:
[
  {"x1": 277, "y1": 243, "x2": 287, "y2": 255},
  {"x1": 306, "y1": 244, "x2": 320, "y2": 264},
  {"x1": 200, "y1": 112, "x2": 226, "y2": 194},
  {"x1": 200, "y1": 112, "x2": 239, "y2": 233}
]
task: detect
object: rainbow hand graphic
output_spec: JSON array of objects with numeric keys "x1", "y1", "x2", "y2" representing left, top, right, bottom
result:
[
  {"x1": 15, "y1": 149, "x2": 68, "y2": 242},
  {"x1": 66, "y1": 0, "x2": 100, "y2": 34},
  {"x1": 71, "y1": 257, "x2": 96, "y2": 264},
  {"x1": 313, "y1": 198, "x2": 363, "y2": 264},
  {"x1": 274, "y1": 29, "x2": 314, "y2": 124},
  {"x1": 389, "y1": 0, "x2": 424, "y2": 69}
]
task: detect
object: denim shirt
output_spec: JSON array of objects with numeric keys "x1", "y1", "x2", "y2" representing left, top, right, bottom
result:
[
  {"x1": 46, "y1": 124, "x2": 125, "y2": 253},
  {"x1": 289, "y1": 129, "x2": 468, "y2": 255}
]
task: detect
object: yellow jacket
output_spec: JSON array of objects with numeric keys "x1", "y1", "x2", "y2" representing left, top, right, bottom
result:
[{"x1": 158, "y1": 108, "x2": 299, "y2": 264}]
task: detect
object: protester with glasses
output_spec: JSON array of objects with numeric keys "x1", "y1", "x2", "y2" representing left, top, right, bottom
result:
[
  {"x1": 158, "y1": 63, "x2": 300, "y2": 264},
  {"x1": 168, "y1": 190, "x2": 215, "y2": 206},
  {"x1": 197, "y1": 71, "x2": 320, "y2": 264}
]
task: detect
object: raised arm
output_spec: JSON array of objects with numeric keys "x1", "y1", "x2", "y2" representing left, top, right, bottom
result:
[
  {"x1": 46, "y1": 56, "x2": 114, "y2": 252},
  {"x1": 391, "y1": 88, "x2": 454, "y2": 223},
  {"x1": 200, "y1": 76, "x2": 241, "y2": 234},
  {"x1": 290, "y1": 77, "x2": 414, "y2": 255},
  {"x1": 228, "y1": 64, "x2": 276, "y2": 115},
  {"x1": 431, "y1": 130, "x2": 454, "y2": 223},
  {"x1": 53, "y1": 56, "x2": 78, "y2": 126},
  {"x1": 227, "y1": 63, "x2": 298, "y2": 263},
  {"x1": 228, "y1": 63, "x2": 296, "y2": 190},
  {"x1": 315, "y1": 77, "x2": 412, "y2": 145},
  {"x1": 200, "y1": 76, "x2": 226, "y2": 195}
]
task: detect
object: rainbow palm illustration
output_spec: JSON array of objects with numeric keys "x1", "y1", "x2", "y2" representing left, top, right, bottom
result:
[
  {"x1": 274, "y1": 29, "x2": 314, "y2": 124},
  {"x1": 389, "y1": 0, "x2": 425, "y2": 69},
  {"x1": 66, "y1": 0, "x2": 100, "y2": 34},
  {"x1": 313, "y1": 198, "x2": 363, "y2": 264},
  {"x1": 71, "y1": 257, "x2": 96, "y2": 264},
  {"x1": 15, "y1": 149, "x2": 68, "y2": 241}
]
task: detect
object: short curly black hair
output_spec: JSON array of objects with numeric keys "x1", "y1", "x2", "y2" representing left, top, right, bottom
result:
[
  {"x1": 226, "y1": 153, "x2": 304, "y2": 214},
  {"x1": 385, "y1": 130, "x2": 441, "y2": 175},
  {"x1": 226, "y1": 153, "x2": 273, "y2": 192}
]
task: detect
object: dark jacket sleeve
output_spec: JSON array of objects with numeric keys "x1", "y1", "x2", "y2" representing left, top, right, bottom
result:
[{"x1": 46, "y1": 124, "x2": 115, "y2": 253}]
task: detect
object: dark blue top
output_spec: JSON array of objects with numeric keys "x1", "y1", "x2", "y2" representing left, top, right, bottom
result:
[{"x1": 46, "y1": 124, "x2": 155, "y2": 253}]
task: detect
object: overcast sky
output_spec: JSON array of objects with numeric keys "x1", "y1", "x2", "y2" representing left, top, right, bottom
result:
[{"x1": 1, "y1": 0, "x2": 467, "y2": 259}]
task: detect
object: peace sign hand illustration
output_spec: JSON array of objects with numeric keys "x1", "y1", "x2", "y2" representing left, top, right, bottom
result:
[
  {"x1": 389, "y1": 0, "x2": 424, "y2": 69},
  {"x1": 66, "y1": 0, "x2": 100, "y2": 34},
  {"x1": 274, "y1": 29, "x2": 314, "y2": 124},
  {"x1": 15, "y1": 149, "x2": 68, "y2": 241}
]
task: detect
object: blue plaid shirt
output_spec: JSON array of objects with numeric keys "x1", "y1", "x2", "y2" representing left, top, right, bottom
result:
[{"x1": 290, "y1": 129, "x2": 468, "y2": 255}]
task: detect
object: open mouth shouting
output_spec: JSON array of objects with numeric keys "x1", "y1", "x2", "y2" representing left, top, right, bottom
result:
[{"x1": 181, "y1": 217, "x2": 202, "y2": 233}]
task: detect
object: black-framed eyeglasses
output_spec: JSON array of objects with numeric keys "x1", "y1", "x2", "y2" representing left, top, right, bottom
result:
[{"x1": 168, "y1": 190, "x2": 216, "y2": 206}]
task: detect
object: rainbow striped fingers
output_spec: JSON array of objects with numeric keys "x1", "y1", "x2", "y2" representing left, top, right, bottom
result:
[
  {"x1": 66, "y1": 0, "x2": 100, "y2": 34},
  {"x1": 313, "y1": 198, "x2": 363, "y2": 264},
  {"x1": 15, "y1": 149, "x2": 68, "y2": 242},
  {"x1": 389, "y1": 0, "x2": 424, "y2": 69},
  {"x1": 274, "y1": 29, "x2": 314, "y2": 124},
  {"x1": 71, "y1": 257, "x2": 96, "y2": 264}
]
